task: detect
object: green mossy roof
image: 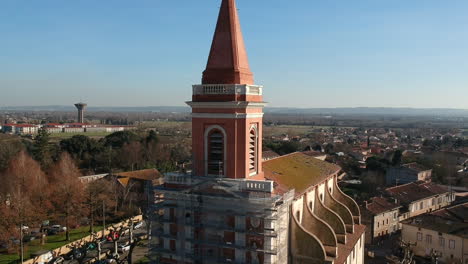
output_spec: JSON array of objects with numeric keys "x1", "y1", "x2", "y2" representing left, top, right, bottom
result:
[{"x1": 263, "y1": 152, "x2": 340, "y2": 196}]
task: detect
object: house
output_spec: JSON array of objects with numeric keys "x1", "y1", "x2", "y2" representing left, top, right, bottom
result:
[
  {"x1": 362, "y1": 197, "x2": 401, "y2": 243},
  {"x1": 386, "y1": 162, "x2": 432, "y2": 186},
  {"x1": 401, "y1": 202, "x2": 468, "y2": 264},
  {"x1": 386, "y1": 182, "x2": 455, "y2": 222}
]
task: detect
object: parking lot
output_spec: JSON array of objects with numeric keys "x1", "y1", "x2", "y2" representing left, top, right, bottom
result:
[{"x1": 43, "y1": 221, "x2": 148, "y2": 264}]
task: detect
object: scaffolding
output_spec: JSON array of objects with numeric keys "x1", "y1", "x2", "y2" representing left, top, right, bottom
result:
[{"x1": 151, "y1": 172, "x2": 294, "y2": 264}]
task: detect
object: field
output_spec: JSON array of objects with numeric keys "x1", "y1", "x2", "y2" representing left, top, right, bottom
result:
[
  {"x1": 0, "y1": 225, "x2": 104, "y2": 264},
  {"x1": 138, "y1": 121, "x2": 191, "y2": 132}
]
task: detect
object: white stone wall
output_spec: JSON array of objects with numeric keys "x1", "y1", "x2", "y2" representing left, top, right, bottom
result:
[
  {"x1": 402, "y1": 223, "x2": 465, "y2": 263},
  {"x1": 292, "y1": 196, "x2": 304, "y2": 223},
  {"x1": 305, "y1": 189, "x2": 316, "y2": 212},
  {"x1": 373, "y1": 209, "x2": 399, "y2": 238}
]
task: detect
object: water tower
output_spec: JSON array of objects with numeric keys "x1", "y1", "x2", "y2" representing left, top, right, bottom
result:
[{"x1": 74, "y1": 102, "x2": 87, "y2": 123}]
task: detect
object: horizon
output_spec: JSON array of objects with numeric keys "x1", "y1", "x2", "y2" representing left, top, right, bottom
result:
[
  {"x1": 1, "y1": 0, "x2": 467, "y2": 108},
  {"x1": 2, "y1": 105, "x2": 468, "y2": 110}
]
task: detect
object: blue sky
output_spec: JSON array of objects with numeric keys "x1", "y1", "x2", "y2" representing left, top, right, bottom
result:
[{"x1": 0, "y1": 0, "x2": 467, "y2": 108}]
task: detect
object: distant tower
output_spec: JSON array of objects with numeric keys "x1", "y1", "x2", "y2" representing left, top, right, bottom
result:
[{"x1": 74, "y1": 102, "x2": 87, "y2": 123}]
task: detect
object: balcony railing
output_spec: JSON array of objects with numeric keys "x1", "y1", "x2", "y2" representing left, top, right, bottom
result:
[{"x1": 192, "y1": 84, "x2": 263, "y2": 96}]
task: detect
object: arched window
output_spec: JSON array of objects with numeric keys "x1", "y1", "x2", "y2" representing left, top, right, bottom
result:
[
  {"x1": 249, "y1": 125, "x2": 258, "y2": 174},
  {"x1": 205, "y1": 126, "x2": 226, "y2": 176}
]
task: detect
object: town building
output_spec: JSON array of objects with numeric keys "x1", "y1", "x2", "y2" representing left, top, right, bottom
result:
[
  {"x1": 386, "y1": 162, "x2": 432, "y2": 186},
  {"x1": 150, "y1": 1, "x2": 365, "y2": 263},
  {"x1": 2, "y1": 122, "x2": 129, "y2": 135},
  {"x1": 362, "y1": 197, "x2": 401, "y2": 243},
  {"x1": 362, "y1": 182, "x2": 456, "y2": 245},
  {"x1": 386, "y1": 182, "x2": 455, "y2": 222},
  {"x1": 401, "y1": 202, "x2": 468, "y2": 264},
  {"x1": 2, "y1": 123, "x2": 39, "y2": 135}
]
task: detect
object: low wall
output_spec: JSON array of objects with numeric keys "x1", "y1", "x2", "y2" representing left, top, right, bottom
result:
[{"x1": 23, "y1": 215, "x2": 143, "y2": 264}]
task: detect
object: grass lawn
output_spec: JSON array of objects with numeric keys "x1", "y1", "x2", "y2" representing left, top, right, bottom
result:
[
  {"x1": 135, "y1": 256, "x2": 150, "y2": 264},
  {"x1": 0, "y1": 225, "x2": 104, "y2": 264}
]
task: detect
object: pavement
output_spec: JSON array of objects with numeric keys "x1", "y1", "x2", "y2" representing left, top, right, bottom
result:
[{"x1": 366, "y1": 234, "x2": 402, "y2": 264}]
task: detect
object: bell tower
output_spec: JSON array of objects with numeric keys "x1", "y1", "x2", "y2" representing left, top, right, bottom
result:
[{"x1": 187, "y1": 0, "x2": 265, "y2": 179}]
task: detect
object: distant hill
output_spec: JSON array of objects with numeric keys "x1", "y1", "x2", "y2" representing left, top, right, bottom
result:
[
  {"x1": 1, "y1": 106, "x2": 468, "y2": 117},
  {"x1": 263, "y1": 107, "x2": 468, "y2": 117}
]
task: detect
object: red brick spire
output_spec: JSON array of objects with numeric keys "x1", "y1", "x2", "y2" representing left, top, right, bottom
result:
[{"x1": 202, "y1": 0, "x2": 254, "y2": 85}]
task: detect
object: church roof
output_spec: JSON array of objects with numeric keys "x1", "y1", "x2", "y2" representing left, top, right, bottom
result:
[
  {"x1": 202, "y1": 0, "x2": 254, "y2": 85},
  {"x1": 263, "y1": 152, "x2": 341, "y2": 196}
]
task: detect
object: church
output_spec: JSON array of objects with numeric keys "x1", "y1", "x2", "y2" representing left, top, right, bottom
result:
[{"x1": 151, "y1": 0, "x2": 365, "y2": 263}]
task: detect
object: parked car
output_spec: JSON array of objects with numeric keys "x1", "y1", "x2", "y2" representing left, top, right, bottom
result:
[
  {"x1": 51, "y1": 225, "x2": 67, "y2": 232},
  {"x1": 133, "y1": 222, "x2": 143, "y2": 229},
  {"x1": 117, "y1": 244, "x2": 130, "y2": 253},
  {"x1": 47, "y1": 229, "x2": 58, "y2": 236},
  {"x1": 22, "y1": 235, "x2": 36, "y2": 242},
  {"x1": 106, "y1": 232, "x2": 120, "y2": 241},
  {"x1": 86, "y1": 242, "x2": 97, "y2": 251},
  {"x1": 10, "y1": 238, "x2": 20, "y2": 245},
  {"x1": 30, "y1": 231, "x2": 45, "y2": 239},
  {"x1": 48, "y1": 256, "x2": 64, "y2": 264},
  {"x1": 63, "y1": 251, "x2": 75, "y2": 261}
]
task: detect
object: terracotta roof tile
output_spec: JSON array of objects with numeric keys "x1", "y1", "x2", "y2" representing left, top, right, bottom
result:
[
  {"x1": 202, "y1": 0, "x2": 253, "y2": 85},
  {"x1": 386, "y1": 182, "x2": 448, "y2": 205},
  {"x1": 366, "y1": 197, "x2": 400, "y2": 215}
]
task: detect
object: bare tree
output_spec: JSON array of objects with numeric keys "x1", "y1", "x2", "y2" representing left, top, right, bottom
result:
[
  {"x1": 49, "y1": 153, "x2": 85, "y2": 241},
  {"x1": 0, "y1": 151, "x2": 49, "y2": 257}
]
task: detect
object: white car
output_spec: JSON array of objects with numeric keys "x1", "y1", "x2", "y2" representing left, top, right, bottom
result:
[
  {"x1": 133, "y1": 222, "x2": 143, "y2": 229},
  {"x1": 117, "y1": 244, "x2": 130, "y2": 253},
  {"x1": 51, "y1": 225, "x2": 67, "y2": 232}
]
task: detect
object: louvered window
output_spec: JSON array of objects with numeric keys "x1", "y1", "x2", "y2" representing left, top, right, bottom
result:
[
  {"x1": 207, "y1": 130, "x2": 224, "y2": 176},
  {"x1": 249, "y1": 127, "x2": 257, "y2": 173}
]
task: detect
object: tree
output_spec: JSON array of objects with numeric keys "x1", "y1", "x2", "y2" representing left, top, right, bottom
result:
[
  {"x1": 0, "y1": 151, "x2": 49, "y2": 251},
  {"x1": 392, "y1": 150, "x2": 403, "y2": 166},
  {"x1": 84, "y1": 181, "x2": 116, "y2": 233},
  {"x1": 48, "y1": 153, "x2": 85, "y2": 241},
  {"x1": 118, "y1": 141, "x2": 143, "y2": 171},
  {"x1": 143, "y1": 130, "x2": 159, "y2": 166},
  {"x1": 146, "y1": 130, "x2": 158, "y2": 145},
  {"x1": 366, "y1": 156, "x2": 390, "y2": 172},
  {"x1": 0, "y1": 136, "x2": 24, "y2": 171},
  {"x1": 265, "y1": 140, "x2": 301, "y2": 156},
  {"x1": 103, "y1": 131, "x2": 141, "y2": 149},
  {"x1": 60, "y1": 135, "x2": 103, "y2": 171},
  {"x1": 31, "y1": 128, "x2": 54, "y2": 169}
]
